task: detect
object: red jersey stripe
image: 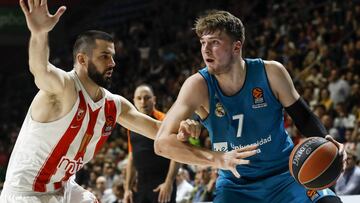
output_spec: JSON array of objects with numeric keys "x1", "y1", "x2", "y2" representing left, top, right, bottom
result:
[
  {"x1": 93, "y1": 99, "x2": 117, "y2": 156},
  {"x1": 33, "y1": 91, "x2": 87, "y2": 192}
]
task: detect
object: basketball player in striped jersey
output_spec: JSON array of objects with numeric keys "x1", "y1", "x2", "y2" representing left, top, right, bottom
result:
[
  {"x1": 0, "y1": 1, "x2": 199, "y2": 203},
  {"x1": 155, "y1": 10, "x2": 345, "y2": 203}
]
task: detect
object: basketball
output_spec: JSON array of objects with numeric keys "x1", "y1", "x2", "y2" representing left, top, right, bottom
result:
[{"x1": 289, "y1": 137, "x2": 342, "y2": 190}]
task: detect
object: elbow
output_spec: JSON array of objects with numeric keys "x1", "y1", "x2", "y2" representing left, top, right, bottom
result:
[{"x1": 154, "y1": 134, "x2": 171, "y2": 157}]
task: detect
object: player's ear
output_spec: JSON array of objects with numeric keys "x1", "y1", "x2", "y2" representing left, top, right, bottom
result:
[
  {"x1": 233, "y1": 41, "x2": 242, "y2": 54},
  {"x1": 76, "y1": 53, "x2": 88, "y2": 66}
]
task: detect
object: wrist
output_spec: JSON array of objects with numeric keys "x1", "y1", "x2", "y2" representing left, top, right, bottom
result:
[{"x1": 31, "y1": 32, "x2": 48, "y2": 40}]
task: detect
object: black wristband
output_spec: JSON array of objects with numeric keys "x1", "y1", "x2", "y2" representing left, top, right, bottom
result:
[{"x1": 285, "y1": 98, "x2": 327, "y2": 137}]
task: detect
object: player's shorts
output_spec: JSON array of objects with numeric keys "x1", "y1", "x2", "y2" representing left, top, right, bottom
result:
[
  {"x1": 0, "y1": 178, "x2": 98, "y2": 203},
  {"x1": 214, "y1": 170, "x2": 336, "y2": 203}
]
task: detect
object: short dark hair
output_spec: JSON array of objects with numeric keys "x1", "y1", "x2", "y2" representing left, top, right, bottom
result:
[
  {"x1": 194, "y1": 10, "x2": 245, "y2": 43},
  {"x1": 73, "y1": 30, "x2": 114, "y2": 62},
  {"x1": 135, "y1": 84, "x2": 155, "y2": 96}
]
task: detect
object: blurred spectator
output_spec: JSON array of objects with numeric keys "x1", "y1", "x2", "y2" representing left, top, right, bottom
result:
[
  {"x1": 328, "y1": 69, "x2": 351, "y2": 105},
  {"x1": 176, "y1": 168, "x2": 193, "y2": 203},
  {"x1": 335, "y1": 149, "x2": 360, "y2": 195},
  {"x1": 321, "y1": 114, "x2": 340, "y2": 141}
]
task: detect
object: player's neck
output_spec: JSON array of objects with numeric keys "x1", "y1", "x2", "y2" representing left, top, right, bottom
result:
[
  {"x1": 215, "y1": 58, "x2": 246, "y2": 96},
  {"x1": 75, "y1": 71, "x2": 103, "y2": 102}
]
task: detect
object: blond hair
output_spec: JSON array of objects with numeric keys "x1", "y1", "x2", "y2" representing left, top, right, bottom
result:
[{"x1": 194, "y1": 10, "x2": 245, "y2": 43}]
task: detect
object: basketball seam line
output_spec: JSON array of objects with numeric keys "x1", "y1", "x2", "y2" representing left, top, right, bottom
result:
[{"x1": 301, "y1": 144, "x2": 338, "y2": 184}]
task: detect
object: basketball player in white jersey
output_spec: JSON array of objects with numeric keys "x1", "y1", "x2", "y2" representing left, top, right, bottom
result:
[{"x1": 0, "y1": 1, "x2": 200, "y2": 202}]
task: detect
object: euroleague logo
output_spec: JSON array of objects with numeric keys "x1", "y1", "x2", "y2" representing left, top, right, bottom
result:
[
  {"x1": 102, "y1": 116, "x2": 115, "y2": 136},
  {"x1": 251, "y1": 87, "x2": 267, "y2": 109}
]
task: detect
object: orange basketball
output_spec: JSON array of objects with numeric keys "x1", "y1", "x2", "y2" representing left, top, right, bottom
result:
[{"x1": 289, "y1": 137, "x2": 342, "y2": 190}]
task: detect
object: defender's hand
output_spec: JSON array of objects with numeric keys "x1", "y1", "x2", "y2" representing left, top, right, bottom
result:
[
  {"x1": 220, "y1": 145, "x2": 258, "y2": 178},
  {"x1": 123, "y1": 190, "x2": 133, "y2": 203},
  {"x1": 177, "y1": 119, "x2": 201, "y2": 142},
  {"x1": 153, "y1": 182, "x2": 173, "y2": 203},
  {"x1": 19, "y1": 0, "x2": 66, "y2": 34}
]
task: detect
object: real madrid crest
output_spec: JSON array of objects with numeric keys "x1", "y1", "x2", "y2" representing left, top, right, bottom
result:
[{"x1": 215, "y1": 102, "x2": 226, "y2": 117}]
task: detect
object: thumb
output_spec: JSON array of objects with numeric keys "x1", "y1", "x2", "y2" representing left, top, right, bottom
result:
[
  {"x1": 153, "y1": 185, "x2": 160, "y2": 192},
  {"x1": 231, "y1": 168, "x2": 240, "y2": 178},
  {"x1": 177, "y1": 131, "x2": 188, "y2": 142},
  {"x1": 54, "y1": 6, "x2": 66, "y2": 20}
]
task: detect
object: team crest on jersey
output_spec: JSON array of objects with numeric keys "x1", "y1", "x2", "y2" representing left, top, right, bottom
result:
[
  {"x1": 251, "y1": 87, "x2": 268, "y2": 109},
  {"x1": 215, "y1": 102, "x2": 226, "y2": 117},
  {"x1": 102, "y1": 116, "x2": 115, "y2": 136},
  {"x1": 76, "y1": 108, "x2": 86, "y2": 121}
]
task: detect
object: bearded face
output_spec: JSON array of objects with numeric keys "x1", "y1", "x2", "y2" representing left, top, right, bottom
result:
[{"x1": 87, "y1": 60, "x2": 112, "y2": 88}]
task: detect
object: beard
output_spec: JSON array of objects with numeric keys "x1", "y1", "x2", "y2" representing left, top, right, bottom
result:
[{"x1": 88, "y1": 61, "x2": 112, "y2": 88}]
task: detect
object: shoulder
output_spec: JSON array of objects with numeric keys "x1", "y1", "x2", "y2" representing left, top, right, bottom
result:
[
  {"x1": 176, "y1": 73, "x2": 209, "y2": 110},
  {"x1": 263, "y1": 60, "x2": 288, "y2": 76},
  {"x1": 263, "y1": 60, "x2": 293, "y2": 83},
  {"x1": 182, "y1": 73, "x2": 208, "y2": 91}
]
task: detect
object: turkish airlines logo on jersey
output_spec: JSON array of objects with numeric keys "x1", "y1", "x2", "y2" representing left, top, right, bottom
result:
[
  {"x1": 76, "y1": 108, "x2": 86, "y2": 121},
  {"x1": 102, "y1": 116, "x2": 115, "y2": 136},
  {"x1": 57, "y1": 156, "x2": 84, "y2": 175}
]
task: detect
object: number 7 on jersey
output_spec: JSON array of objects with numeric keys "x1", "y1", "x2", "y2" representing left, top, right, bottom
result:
[{"x1": 233, "y1": 114, "x2": 244, "y2": 137}]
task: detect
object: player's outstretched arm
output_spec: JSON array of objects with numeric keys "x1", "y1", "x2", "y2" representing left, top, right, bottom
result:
[
  {"x1": 118, "y1": 96, "x2": 201, "y2": 141},
  {"x1": 117, "y1": 96, "x2": 161, "y2": 140},
  {"x1": 154, "y1": 74, "x2": 257, "y2": 178},
  {"x1": 20, "y1": 0, "x2": 68, "y2": 94}
]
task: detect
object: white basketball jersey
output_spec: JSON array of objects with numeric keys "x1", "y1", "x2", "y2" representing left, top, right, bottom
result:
[{"x1": 4, "y1": 71, "x2": 122, "y2": 193}]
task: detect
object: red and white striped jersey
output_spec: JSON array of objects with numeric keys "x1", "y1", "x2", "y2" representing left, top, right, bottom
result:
[{"x1": 4, "y1": 70, "x2": 121, "y2": 193}]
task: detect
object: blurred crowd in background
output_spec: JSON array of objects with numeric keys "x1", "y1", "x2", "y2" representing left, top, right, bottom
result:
[{"x1": 1, "y1": 0, "x2": 360, "y2": 202}]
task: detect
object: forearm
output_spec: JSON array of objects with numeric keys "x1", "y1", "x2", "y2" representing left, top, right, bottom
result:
[
  {"x1": 29, "y1": 33, "x2": 50, "y2": 75},
  {"x1": 155, "y1": 133, "x2": 222, "y2": 168},
  {"x1": 164, "y1": 161, "x2": 180, "y2": 185},
  {"x1": 124, "y1": 154, "x2": 135, "y2": 191},
  {"x1": 285, "y1": 98, "x2": 327, "y2": 137}
]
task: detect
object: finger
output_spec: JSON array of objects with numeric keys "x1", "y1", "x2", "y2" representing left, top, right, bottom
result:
[
  {"x1": 186, "y1": 119, "x2": 196, "y2": 138},
  {"x1": 28, "y1": 0, "x2": 34, "y2": 12},
  {"x1": 325, "y1": 135, "x2": 345, "y2": 155},
  {"x1": 231, "y1": 168, "x2": 240, "y2": 178},
  {"x1": 236, "y1": 149, "x2": 258, "y2": 159},
  {"x1": 129, "y1": 195, "x2": 133, "y2": 203},
  {"x1": 194, "y1": 121, "x2": 201, "y2": 139},
  {"x1": 153, "y1": 186, "x2": 160, "y2": 192},
  {"x1": 19, "y1": 0, "x2": 29, "y2": 15},
  {"x1": 190, "y1": 120, "x2": 199, "y2": 138},
  {"x1": 179, "y1": 121, "x2": 190, "y2": 135},
  {"x1": 177, "y1": 132, "x2": 188, "y2": 142},
  {"x1": 237, "y1": 144, "x2": 258, "y2": 152},
  {"x1": 234, "y1": 159, "x2": 250, "y2": 165},
  {"x1": 34, "y1": 0, "x2": 40, "y2": 7},
  {"x1": 157, "y1": 190, "x2": 163, "y2": 202},
  {"x1": 53, "y1": 6, "x2": 66, "y2": 20},
  {"x1": 40, "y1": 0, "x2": 46, "y2": 6},
  {"x1": 325, "y1": 135, "x2": 339, "y2": 147}
]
